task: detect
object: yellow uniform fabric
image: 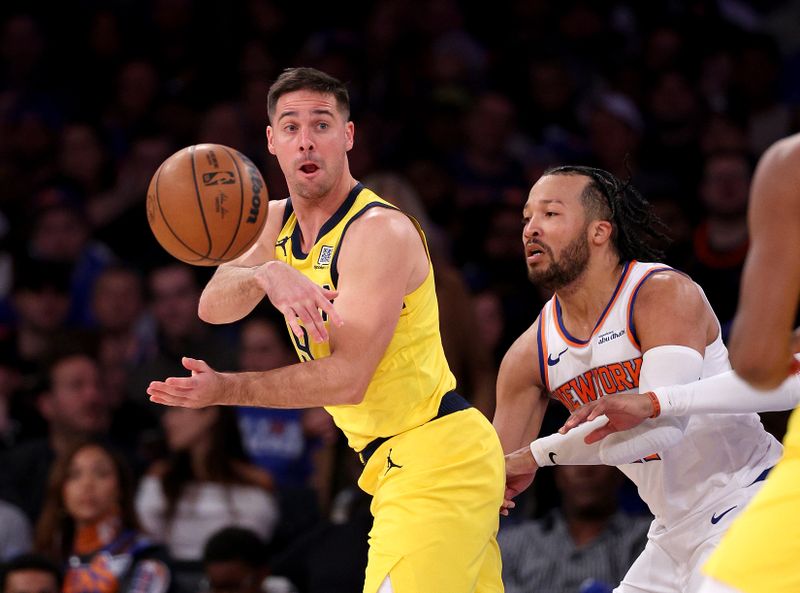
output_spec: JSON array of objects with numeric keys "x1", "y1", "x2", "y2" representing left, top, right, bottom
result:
[
  {"x1": 703, "y1": 407, "x2": 800, "y2": 592},
  {"x1": 274, "y1": 183, "x2": 455, "y2": 451},
  {"x1": 274, "y1": 183, "x2": 505, "y2": 593}
]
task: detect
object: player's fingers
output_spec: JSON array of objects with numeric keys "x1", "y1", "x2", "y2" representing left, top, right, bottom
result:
[
  {"x1": 586, "y1": 405, "x2": 606, "y2": 422},
  {"x1": 560, "y1": 409, "x2": 590, "y2": 433},
  {"x1": 284, "y1": 309, "x2": 305, "y2": 341},
  {"x1": 584, "y1": 422, "x2": 616, "y2": 444},
  {"x1": 164, "y1": 376, "x2": 197, "y2": 389},
  {"x1": 297, "y1": 304, "x2": 327, "y2": 343},
  {"x1": 318, "y1": 296, "x2": 344, "y2": 327}
]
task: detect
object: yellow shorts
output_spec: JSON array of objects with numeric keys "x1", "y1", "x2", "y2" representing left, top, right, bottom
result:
[
  {"x1": 703, "y1": 408, "x2": 800, "y2": 593},
  {"x1": 358, "y1": 408, "x2": 505, "y2": 593}
]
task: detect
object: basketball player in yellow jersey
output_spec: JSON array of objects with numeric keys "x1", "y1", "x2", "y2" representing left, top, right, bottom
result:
[
  {"x1": 556, "y1": 134, "x2": 800, "y2": 593},
  {"x1": 147, "y1": 67, "x2": 505, "y2": 593}
]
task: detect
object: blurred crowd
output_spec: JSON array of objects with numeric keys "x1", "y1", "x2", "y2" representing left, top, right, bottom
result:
[{"x1": 1, "y1": 1, "x2": 799, "y2": 592}]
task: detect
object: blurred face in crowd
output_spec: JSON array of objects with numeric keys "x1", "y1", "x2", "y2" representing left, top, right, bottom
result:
[
  {"x1": 93, "y1": 268, "x2": 144, "y2": 332},
  {"x1": 267, "y1": 90, "x2": 354, "y2": 202},
  {"x1": 40, "y1": 355, "x2": 110, "y2": 436},
  {"x1": 3, "y1": 570, "x2": 59, "y2": 593},
  {"x1": 62, "y1": 444, "x2": 120, "y2": 526},
  {"x1": 149, "y1": 265, "x2": 200, "y2": 339},
  {"x1": 522, "y1": 174, "x2": 593, "y2": 290},
  {"x1": 14, "y1": 285, "x2": 70, "y2": 333},
  {"x1": 30, "y1": 199, "x2": 89, "y2": 263},
  {"x1": 162, "y1": 406, "x2": 218, "y2": 452},
  {"x1": 700, "y1": 154, "x2": 751, "y2": 218},
  {"x1": 239, "y1": 318, "x2": 294, "y2": 372}
]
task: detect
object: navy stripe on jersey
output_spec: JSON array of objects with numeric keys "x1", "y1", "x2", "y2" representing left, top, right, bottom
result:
[
  {"x1": 289, "y1": 182, "x2": 364, "y2": 260},
  {"x1": 330, "y1": 201, "x2": 398, "y2": 287},
  {"x1": 535, "y1": 312, "x2": 547, "y2": 392},
  {"x1": 281, "y1": 198, "x2": 293, "y2": 226},
  {"x1": 555, "y1": 260, "x2": 631, "y2": 346},
  {"x1": 627, "y1": 266, "x2": 677, "y2": 347}
]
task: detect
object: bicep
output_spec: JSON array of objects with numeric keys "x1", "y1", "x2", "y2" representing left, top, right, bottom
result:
[
  {"x1": 325, "y1": 212, "x2": 418, "y2": 386},
  {"x1": 493, "y1": 326, "x2": 548, "y2": 452}
]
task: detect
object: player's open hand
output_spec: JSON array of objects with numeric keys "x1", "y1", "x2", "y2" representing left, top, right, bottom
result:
[
  {"x1": 255, "y1": 261, "x2": 343, "y2": 343},
  {"x1": 501, "y1": 446, "x2": 538, "y2": 516},
  {"x1": 147, "y1": 357, "x2": 228, "y2": 408},
  {"x1": 559, "y1": 394, "x2": 654, "y2": 442}
]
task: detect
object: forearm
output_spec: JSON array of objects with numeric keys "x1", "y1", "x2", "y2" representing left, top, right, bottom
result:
[
  {"x1": 198, "y1": 264, "x2": 268, "y2": 323},
  {"x1": 221, "y1": 355, "x2": 369, "y2": 408},
  {"x1": 529, "y1": 416, "x2": 606, "y2": 466},
  {"x1": 656, "y1": 368, "x2": 800, "y2": 416}
]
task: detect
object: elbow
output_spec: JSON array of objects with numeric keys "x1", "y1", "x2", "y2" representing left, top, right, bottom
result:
[
  {"x1": 198, "y1": 293, "x2": 225, "y2": 325},
  {"x1": 731, "y1": 351, "x2": 789, "y2": 390}
]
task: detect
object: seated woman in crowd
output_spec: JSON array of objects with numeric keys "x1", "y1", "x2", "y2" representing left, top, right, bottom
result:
[
  {"x1": 135, "y1": 406, "x2": 279, "y2": 564},
  {"x1": 34, "y1": 438, "x2": 171, "y2": 593}
]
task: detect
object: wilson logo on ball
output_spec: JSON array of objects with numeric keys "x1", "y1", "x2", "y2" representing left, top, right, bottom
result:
[{"x1": 202, "y1": 171, "x2": 236, "y2": 185}]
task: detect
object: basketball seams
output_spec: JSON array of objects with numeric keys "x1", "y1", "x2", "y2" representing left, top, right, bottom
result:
[
  {"x1": 217, "y1": 145, "x2": 245, "y2": 260},
  {"x1": 154, "y1": 157, "x2": 209, "y2": 261},
  {"x1": 189, "y1": 145, "x2": 213, "y2": 257},
  {"x1": 227, "y1": 152, "x2": 267, "y2": 259}
]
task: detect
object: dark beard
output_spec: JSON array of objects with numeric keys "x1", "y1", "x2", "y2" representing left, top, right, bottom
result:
[{"x1": 527, "y1": 231, "x2": 590, "y2": 290}]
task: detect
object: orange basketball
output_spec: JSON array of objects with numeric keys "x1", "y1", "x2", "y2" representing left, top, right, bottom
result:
[{"x1": 146, "y1": 144, "x2": 268, "y2": 266}]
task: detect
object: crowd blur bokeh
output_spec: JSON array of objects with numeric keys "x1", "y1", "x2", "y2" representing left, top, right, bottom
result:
[{"x1": 2, "y1": 1, "x2": 799, "y2": 591}]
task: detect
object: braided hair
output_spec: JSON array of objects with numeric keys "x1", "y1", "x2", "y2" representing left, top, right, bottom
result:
[{"x1": 543, "y1": 165, "x2": 670, "y2": 262}]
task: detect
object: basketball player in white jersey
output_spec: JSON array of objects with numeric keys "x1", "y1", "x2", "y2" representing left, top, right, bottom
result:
[
  {"x1": 493, "y1": 165, "x2": 782, "y2": 593},
  {"x1": 552, "y1": 135, "x2": 800, "y2": 593}
]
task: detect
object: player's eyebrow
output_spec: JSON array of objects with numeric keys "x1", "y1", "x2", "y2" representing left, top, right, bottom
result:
[{"x1": 276, "y1": 108, "x2": 336, "y2": 122}]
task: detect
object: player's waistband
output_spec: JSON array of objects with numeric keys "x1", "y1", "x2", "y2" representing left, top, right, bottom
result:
[{"x1": 357, "y1": 391, "x2": 471, "y2": 465}]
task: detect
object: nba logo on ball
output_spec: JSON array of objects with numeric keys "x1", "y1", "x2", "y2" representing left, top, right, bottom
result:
[{"x1": 146, "y1": 143, "x2": 269, "y2": 266}]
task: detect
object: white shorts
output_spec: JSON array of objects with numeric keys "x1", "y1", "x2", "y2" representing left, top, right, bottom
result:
[{"x1": 615, "y1": 477, "x2": 767, "y2": 593}]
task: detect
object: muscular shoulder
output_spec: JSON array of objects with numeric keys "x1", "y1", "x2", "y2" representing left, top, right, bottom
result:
[
  {"x1": 633, "y1": 270, "x2": 715, "y2": 350},
  {"x1": 346, "y1": 206, "x2": 419, "y2": 244}
]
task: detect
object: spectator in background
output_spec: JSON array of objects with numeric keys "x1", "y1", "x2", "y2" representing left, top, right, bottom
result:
[
  {"x1": 129, "y1": 263, "x2": 236, "y2": 401},
  {"x1": 0, "y1": 348, "x2": 111, "y2": 521},
  {"x1": 33, "y1": 439, "x2": 171, "y2": 593},
  {"x1": 684, "y1": 149, "x2": 752, "y2": 336},
  {"x1": 8, "y1": 257, "x2": 73, "y2": 380},
  {"x1": 202, "y1": 527, "x2": 297, "y2": 593},
  {"x1": 499, "y1": 465, "x2": 650, "y2": 593},
  {"x1": 0, "y1": 499, "x2": 32, "y2": 561},
  {"x1": 0, "y1": 554, "x2": 61, "y2": 593},
  {"x1": 26, "y1": 189, "x2": 115, "y2": 326},
  {"x1": 236, "y1": 313, "x2": 336, "y2": 497},
  {"x1": 135, "y1": 405, "x2": 278, "y2": 588}
]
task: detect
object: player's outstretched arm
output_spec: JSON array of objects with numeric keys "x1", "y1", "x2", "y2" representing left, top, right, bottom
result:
[
  {"x1": 492, "y1": 323, "x2": 549, "y2": 513},
  {"x1": 560, "y1": 363, "x2": 800, "y2": 439},
  {"x1": 198, "y1": 199, "x2": 341, "y2": 342},
  {"x1": 729, "y1": 136, "x2": 800, "y2": 388},
  {"x1": 149, "y1": 207, "x2": 421, "y2": 409}
]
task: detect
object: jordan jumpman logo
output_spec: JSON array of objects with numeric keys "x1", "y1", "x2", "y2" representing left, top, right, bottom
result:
[{"x1": 385, "y1": 448, "x2": 403, "y2": 475}]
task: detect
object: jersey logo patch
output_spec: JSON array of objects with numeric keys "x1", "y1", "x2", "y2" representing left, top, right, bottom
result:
[{"x1": 315, "y1": 245, "x2": 334, "y2": 268}]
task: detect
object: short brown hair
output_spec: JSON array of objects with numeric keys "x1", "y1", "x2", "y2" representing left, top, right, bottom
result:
[{"x1": 267, "y1": 67, "x2": 350, "y2": 122}]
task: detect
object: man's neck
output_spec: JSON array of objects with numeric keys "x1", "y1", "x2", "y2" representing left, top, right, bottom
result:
[
  {"x1": 566, "y1": 514, "x2": 610, "y2": 548},
  {"x1": 554, "y1": 256, "x2": 625, "y2": 339},
  {"x1": 291, "y1": 175, "x2": 358, "y2": 253}
]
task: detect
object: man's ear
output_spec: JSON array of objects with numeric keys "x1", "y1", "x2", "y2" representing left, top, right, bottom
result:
[
  {"x1": 266, "y1": 126, "x2": 275, "y2": 155},
  {"x1": 345, "y1": 121, "x2": 355, "y2": 152},
  {"x1": 590, "y1": 220, "x2": 614, "y2": 246}
]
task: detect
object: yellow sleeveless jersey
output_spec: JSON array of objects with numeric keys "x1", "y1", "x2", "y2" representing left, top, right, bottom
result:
[{"x1": 273, "y1": 183, "x2": 456, "y2": 451}]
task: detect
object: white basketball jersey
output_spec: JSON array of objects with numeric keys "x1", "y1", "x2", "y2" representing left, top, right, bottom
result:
[{"x1": 537, "y1": 261, "x2": 782, "y2": 526}]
